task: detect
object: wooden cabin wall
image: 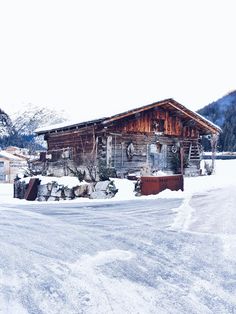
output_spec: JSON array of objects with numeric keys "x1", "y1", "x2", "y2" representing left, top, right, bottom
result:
[
  {"x1": 45, "y1": 128, "x2": 98, "y2": 165},
  {"x1": 98, "y1": 132, "x2": 179, "y2": 176},
  {"x1": 44, "y1": 130, "x2": 200, "y2": 178}
]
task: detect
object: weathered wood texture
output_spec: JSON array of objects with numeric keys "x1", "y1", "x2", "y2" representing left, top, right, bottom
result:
[
  {"x1": 46, "y1": 128, "x2": 97, "y2": 164},
  {"x1": 43, "y1": 107, "x2": 203, "y2": 177},
  {"x1": 103, "y1": 132, "x2": 174, "y2": 175},
  {"x1": 106, "y1": 108, "x2": 199, "y2": 138}
]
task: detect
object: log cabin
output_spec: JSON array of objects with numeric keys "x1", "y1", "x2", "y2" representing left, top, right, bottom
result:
[{"x1": 35, "y1": 99, "x2": 221, "y2": 179}]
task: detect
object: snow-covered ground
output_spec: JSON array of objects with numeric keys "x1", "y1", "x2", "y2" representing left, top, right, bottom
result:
[{"x1": 0, "y1": 160, "x2": 236, "y2": 313}]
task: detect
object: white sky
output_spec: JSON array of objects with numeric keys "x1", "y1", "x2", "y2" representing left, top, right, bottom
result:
[{"x1": 0, "y1": 0, "x2": 236, "y2": 121}]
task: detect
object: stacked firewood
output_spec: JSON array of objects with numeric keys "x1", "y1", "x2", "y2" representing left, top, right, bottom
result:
[{"x1": 14, "y1": 178, "x2": 118, "y2": 201}]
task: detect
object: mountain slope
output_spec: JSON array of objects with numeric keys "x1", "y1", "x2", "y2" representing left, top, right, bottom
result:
[
  {"x1": 197, "y1": 91, "x2": 236, "y2": 151},
  {"x1": 198, "y1": 91, "x2": 236, "y2": 127},
  {"x1": 12, "y1": 104, "x2": 67, "y2": 136},
  {"x1": 220, "y1": 103, "x2": 236, "y2": 151},
  {"x1": 0, "y1": 105, "x2": 67, "y2": 150},
  {"x1": 11, "y1": 105, "x2": 68, "y2": 149}
]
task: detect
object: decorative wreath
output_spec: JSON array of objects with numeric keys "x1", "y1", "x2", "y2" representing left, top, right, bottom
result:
[
  {"x1": 127, "y1": 142, "x2": 135, "y2": 160},
  {"x1": 171, "y1": 145, "x2": 178, "y2": 154}
]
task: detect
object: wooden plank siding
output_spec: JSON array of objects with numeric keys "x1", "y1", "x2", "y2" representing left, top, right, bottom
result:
[
  {"x1": 107, "y1": 132, "x2": 176, "y2": 175},
  {"x1": 46, "y1": 129, "x2": 98, "y2": 164},
  {"x1": 105, "y1": 107, "x2": 199, "y2": 138}
]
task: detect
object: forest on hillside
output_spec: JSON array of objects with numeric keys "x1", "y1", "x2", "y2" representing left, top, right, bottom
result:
[
  {"x1": 218, "y1": 103, "x2": 236, "y2": 151},
  {"x1": 198, "y1": 91, "x2": 236, "y2": 151}
]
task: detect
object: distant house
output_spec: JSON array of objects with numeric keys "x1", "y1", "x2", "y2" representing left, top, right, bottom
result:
[
  {"x1": 35, "y1": 99, "x2": 221, "y2": 179},
  {"x1": 0, "y1": 151, "x2": 27, "y2": 183},
  {"x1": 5, "y1": 146, "x2": 30, "y2": 158}
]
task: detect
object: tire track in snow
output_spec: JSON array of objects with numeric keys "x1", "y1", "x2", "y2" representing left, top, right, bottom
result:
[{"x1": 171, "y1": 193, "x2": 195, "y2": 231}]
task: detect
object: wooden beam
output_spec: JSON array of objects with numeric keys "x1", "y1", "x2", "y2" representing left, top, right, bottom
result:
[
  {"x1": 168, "y1": 101, "x2": 220, "y2": 134},
  {"x1": 102, "y1": 100, "x2": 170, "y2": 124}
]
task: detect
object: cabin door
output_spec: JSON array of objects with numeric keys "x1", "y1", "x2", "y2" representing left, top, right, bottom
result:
[
  {"x1": 149, "y1": 143, "x2": 167, "y2": 171},
  {"x1": 106, "y1": 136, "x2": 113, "y2": 167}
]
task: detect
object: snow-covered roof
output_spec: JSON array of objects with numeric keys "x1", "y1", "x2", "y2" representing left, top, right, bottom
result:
[
  {"x1": 0, "y1": 150, "x2": 26, "y2": 161},
  {"x1": 35, "y1": 98, "x2": 222, "y2": 135},
  {"x1": 191, "y1": 110, "x2": 222, "y2": 133},
  {"x1": 35, "y1": 117, "x2": 105, "y2": 134}
]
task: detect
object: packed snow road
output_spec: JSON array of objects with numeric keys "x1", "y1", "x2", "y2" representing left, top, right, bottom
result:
[{"x1": 1, "y1": 186, "x2": 236, "y2": 314}]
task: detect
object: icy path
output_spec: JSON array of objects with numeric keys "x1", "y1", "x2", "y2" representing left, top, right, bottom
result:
[
  {"x1": 187, "y1": 185, "x2": 236, "y2": 262},
  {"x1": 0, "y1": 193, "x2": 236, "y2": 314}
]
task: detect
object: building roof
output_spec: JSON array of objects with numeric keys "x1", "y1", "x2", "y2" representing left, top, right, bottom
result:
[
  {"x1": 0, "y1": 150, "x2": 26, "y2": 161},
  {"x1": 35, "y1": 98, "x2": 221, "y2": 135}
]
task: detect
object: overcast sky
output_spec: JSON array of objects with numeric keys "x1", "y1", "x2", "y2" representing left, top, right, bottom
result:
[{"x1": 0, "y1": 0, "x2": 235, "y2": 121}]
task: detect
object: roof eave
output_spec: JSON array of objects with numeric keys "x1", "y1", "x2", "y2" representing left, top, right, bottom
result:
[
  {"x1": 35, "y1": 118, "x2": 106, "y2": 135},
  {"x1": 102, "y1": 98, "x2": 173, "y2": 125},
  {"x1": 169, "y1": 99, "x2": 222, "y2": 134}
]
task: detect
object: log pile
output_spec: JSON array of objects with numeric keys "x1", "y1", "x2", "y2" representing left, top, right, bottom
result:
[
  {"x1": 13, "y1": 179, "x2": 27, "y2": 199},
  {"x1": 14, "y1": 178, "x2": 118, "y2": 201},
  {"x1": 90, "y1": 180, "x2": 118, "y2": 199}
]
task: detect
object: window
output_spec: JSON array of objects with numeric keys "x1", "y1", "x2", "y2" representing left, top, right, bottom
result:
[{"x1": 0, "y1": 162, "x2": 5, "y2": 181}]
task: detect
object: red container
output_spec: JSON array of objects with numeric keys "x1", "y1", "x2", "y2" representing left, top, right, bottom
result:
[{"x1": 141, "y1": 175, "x2": 184, "y2": 195}]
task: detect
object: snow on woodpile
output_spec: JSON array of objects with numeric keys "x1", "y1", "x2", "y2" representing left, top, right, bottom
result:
[{"x1": 15, "y1": 176, "x2": 119, "y2": 201}]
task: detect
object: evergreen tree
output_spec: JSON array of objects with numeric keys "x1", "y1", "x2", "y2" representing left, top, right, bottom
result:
[
  {"x1": 220, "y1": 104, "x2": 236, "y2": 151},
  {"x1": 198, "y1": 91, "x2": 236, "y2": 152}
]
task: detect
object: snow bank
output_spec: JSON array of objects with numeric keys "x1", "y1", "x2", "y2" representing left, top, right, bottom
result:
[
  {"x1": 1, "y1": 160, "x2": 236, "y2": 204},
  {"x1": 112, "y1": 178, "x2": 136, "y2": 200},
  {"x1": 20, "y1": 175, "x2": 87, "y2": 189}
]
